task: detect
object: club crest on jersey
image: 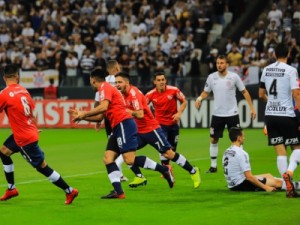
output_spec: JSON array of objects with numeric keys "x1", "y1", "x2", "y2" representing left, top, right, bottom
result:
[
  {"x1": 167, "y1": 95, "x2": 173, "y2": 100},
  {"x1": 9, "y1": 92, "x2": 14, "y2": 97}
]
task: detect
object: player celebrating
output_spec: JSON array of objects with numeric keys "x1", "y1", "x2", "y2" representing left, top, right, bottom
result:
[
  {"x1": 195, "y1": 55, "x2": 256, "y2": 173},
  {"x1": 115, "y1": 72, "x2": 201, "y2": 189},
  {"x1": 0, "y1": 64, "x2": 78, "y2": 204},
  {"x1": 145, "y1": 72, "x2": 187, "y2": 174},
  {"x1": 72, "y1": 68, "x2": 174, "y2": 199}
]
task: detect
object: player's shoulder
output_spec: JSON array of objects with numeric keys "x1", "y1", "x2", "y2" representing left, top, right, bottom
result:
[
  {"x1": 166, "y1": 85, "x2": 179, "y2": 91},
  {"x1": 145, "y1": 88, "x2": 156, "y2": 96}
]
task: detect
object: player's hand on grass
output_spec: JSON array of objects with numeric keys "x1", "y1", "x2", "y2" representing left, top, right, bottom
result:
[{"x1": 265, "y1": 186, "x2": 276, "y2": 192}]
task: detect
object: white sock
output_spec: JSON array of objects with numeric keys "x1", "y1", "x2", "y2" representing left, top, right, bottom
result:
[
  {"x1": 159, "y1": 154, "x2": 168, "y2": 161},
  {"x1": 288, "y1": 149, "x2": 300, "y2": 173},
  {"x1": 115, "y1": 155, "x2": 124, "y2": 176},
  {"x1": 144, "y1": 157, "x2": 157, "y2": 170},
  {"x1": 210, "y1": 143, "x2": 218, "y2": 168},
  {"x1": 277, "y1": 156, "x2": 288, "y2": 176}
]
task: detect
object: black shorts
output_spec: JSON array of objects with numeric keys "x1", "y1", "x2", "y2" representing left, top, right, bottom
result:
[
  {"x1": 229, "y1": 178, "x2": 266, "y2": 192},
  {"x1": 265, "y1": 116, "x2": 300, "y2": 146},
  {"x1": 210, "y1": 115, "x2": 240, "y2": 139}
]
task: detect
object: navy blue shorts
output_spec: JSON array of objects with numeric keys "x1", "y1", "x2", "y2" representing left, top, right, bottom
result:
[
  {"x1": 3, "y1": 134, "x2": 45, "y2": 168},
  {"x1": 137, "y1": 127, "x2": 172, "y2": 153},
  {"x1": 3, "y1": 134, "x2": 21, "y2": 153},
  {"x1": 107, "y1": 118, "x2": 138, "y2": 154},
  {"x1": 160, "y1": 124, "x2": 179, "y2": 151}
]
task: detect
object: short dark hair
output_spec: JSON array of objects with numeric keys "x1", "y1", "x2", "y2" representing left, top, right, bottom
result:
[
  {"x1": 275, "y1": 43, "x2": 289, "y2": 59},
  {"x1": 153, "y1": 71, "x2": 166, "y2": 80},
  {"x1": 3, "y1": 64, "x2": 19, "y2": 78},
  {"x1": 90, "y1": 68, "x2": 108, "y2": 81},
  {"x1": 217, "y1": 55, "x2": 228, "y2": 62},
  {"x1": 229, "y1": 127, "x2": 243, "y2": 142},
  {"x1": 115, "y1": 71, "x2": 130, "y2": 81}
]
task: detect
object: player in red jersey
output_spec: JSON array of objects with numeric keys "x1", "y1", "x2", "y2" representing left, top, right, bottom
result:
[
  {"x1": 145, "y1": 72, "x2": 187, "y2": 170},
  {"x1": 0, "y1": 64, "x2": 78, "y2": 204},
  {"x1": 114, "y1": 72, "x2": 200, "y2": 189},
  {"x1": 71, "y1": 68, "x2": 174, "y2": 199}
]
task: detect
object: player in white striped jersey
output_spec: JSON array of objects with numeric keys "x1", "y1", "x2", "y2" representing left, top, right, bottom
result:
[
  {"x1": 259, "y1": 43, "x2": 300, "y2": 197},
  {"x1": 223, "y1": 127, "x2": 300, "y2": 192},
  {"x1": 195, "y1": 55, "x2": 256, "y2": 173}
]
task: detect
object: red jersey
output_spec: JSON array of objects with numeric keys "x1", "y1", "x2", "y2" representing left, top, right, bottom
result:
[
  {"x1": 98, "y1": 82, "x2": 132, "y2": 128},
  {"x1": 124, "y1": 85, "x2": 159, "y2": 133},
  {"x1": 44, "y1": 86, "x2": 57, "y2": 99},
  {"x1": 146, "y1": 85, "x2": 185, "y2": 126},
  {"x1": 0, "y1": 84, "x2": 38, "y2": 146}
]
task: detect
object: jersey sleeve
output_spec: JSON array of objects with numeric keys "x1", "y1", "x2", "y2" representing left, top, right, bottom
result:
[
  {"x1": 95, "y1": 92, "x2": 99, "y2": 101},
  {"x1": 238, "y1": 152, "x2": 251, "y2": 172},
  {"x1": 175, "y1": 88, "x2": 186, "y2": 103},
  {"x1": 290, "y1": 68, "x2": 299, "y2": 90},
  {"x1": 0, "y1": 91, "x2": 6, "y2": 113},
  {"x1": 99, "y1": 84, "x2": 112, "y2": 102},
  {"x1": 203, "y1": 76, "x2": 212, "y2": 92},
  {"x1": 145, "y1": 92, "x2": 151, "y2": 104},
  {"x1": 235, "y1": 74, "x2": 246, "y2": 92}
]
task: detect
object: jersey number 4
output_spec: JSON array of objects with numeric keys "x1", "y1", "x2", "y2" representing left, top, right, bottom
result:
[{"x1": 269, "y1": 79, "x2": 278, "y2": 99}]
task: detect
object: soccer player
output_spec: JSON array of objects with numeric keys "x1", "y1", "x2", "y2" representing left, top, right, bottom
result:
[
  {"x1": 93, "y1": 60, "x2": 129, "y2": 181},
  {"x1": 223, "y1": 127, "x2": 300, "y2": 192},
  {"x1": 259, "y1": 43, "x2": 300, "y2": 198},
  {"x1": 72, "y1": 68, "x2": 174, "y2": 199},
  {"x1": 0, "y1": 64, "x2": 78, "y2": 204},
  {"x1": 195, "y1": 55, "x2": 256, "y2": 173},
  {"x1": 115, "y1": 72, "x2": 201, "y2": 189},
  {"x1": 145, "y1": 72, "x2": 187, "y2": 173}
]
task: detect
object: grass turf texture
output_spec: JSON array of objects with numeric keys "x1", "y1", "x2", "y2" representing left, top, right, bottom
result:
[{"x1": 0, "y1": 128, "x2": 299, "y2": 225}]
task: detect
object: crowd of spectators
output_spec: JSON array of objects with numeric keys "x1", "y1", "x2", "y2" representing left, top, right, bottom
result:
[
  {"x1": 220, "y1": 0, "x2": 300, "y2": 82},
  {"x1": 0, "y1": 0, "x2": 299, "y2": 97},
  {"x1": 0, "y1": 0, "x2": 240, "y2": 94}
]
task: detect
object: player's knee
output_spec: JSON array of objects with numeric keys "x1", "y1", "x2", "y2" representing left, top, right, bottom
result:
[
  {"x1": 162, "y1": 149, "x2": 174, "y2": 159},
  {"x1": 0, "y1": 145, "x2": 13, "y2": 156}
]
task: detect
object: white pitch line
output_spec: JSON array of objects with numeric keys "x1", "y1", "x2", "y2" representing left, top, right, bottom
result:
[{"x1": 0, "y1": 157, "x2": 210, "y2": 187}]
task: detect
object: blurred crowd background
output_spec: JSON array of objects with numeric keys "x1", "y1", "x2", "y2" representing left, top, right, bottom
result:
[{"x1": 0, "y1": 0, "x2": 299, "y2": 97}]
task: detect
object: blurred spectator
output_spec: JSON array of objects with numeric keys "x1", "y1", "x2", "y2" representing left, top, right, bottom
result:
[
  {"x1": 137, "y1": 51, "x2": 151, "y2": 88},
  {"x1": 189, "y1": 50, "x2": 201, "y2": 97},
  {"x1": 80, "y1": 49, "x2": 95, "y2": 86},
  {"x1": 94, "y1": 48, "x2": 107, "y2": 71},
  {"x1": 44, "y1": 77, "x2": 58, "y2": 99},
  {"x1": 64, "y1": 51, "x2": 78, "y2": 86},
  {"x1": 268, "y1": 3, "x2": 282, "y2": 27},
  {"x1": 21, "y1": 22, "x2": 34, "y2": 39},
  {"x1": 34, "y1": 52, "x2": 48, "y2": 71},
  {"x1": 21, "y1": 47, "x2": 36, "y2": 70},
  {"x1": 118, "y1": 52, "x2": 131, "y2": 74},
  {"x1": 168, "y1": 47, "x2": 181, "y2": 85},
  {"x1": 227, "y1": 44, "x2": 242, "y2": 66},
  {"x1": 206, "y1": 48, "x2": 218, "y2": 73}
]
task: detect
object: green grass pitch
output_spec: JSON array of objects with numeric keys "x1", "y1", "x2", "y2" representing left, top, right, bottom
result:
[{"x1": 0, "y1": 128, "x2": 299, "y2": 225}]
